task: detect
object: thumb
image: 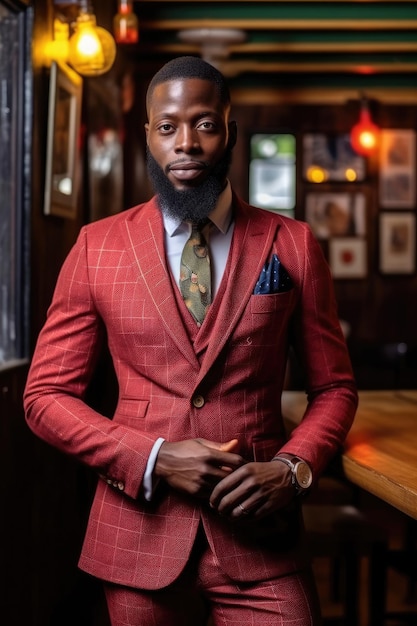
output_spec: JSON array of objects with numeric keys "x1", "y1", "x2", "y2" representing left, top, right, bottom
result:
[
  {"x1": 218, "y1": 438, "x2": 240, "y2": 453},
  {"x1": 198, "y1": 438, "x2": 239, "y2": 453}
]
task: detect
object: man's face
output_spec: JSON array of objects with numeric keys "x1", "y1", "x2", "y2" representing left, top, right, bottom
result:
[{"x1": 145, "y1": 78, "x2": 235, "y2": 191}]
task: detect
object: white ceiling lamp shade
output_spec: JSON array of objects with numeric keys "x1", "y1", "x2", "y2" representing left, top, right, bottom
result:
[{"x1": 177, "y1": 28, "x2": 247, "y2": 75}]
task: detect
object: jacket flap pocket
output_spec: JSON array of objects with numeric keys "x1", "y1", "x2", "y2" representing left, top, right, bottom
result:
[{"x1": 116, "y1": 398, "x2": 149, "y2": 418}]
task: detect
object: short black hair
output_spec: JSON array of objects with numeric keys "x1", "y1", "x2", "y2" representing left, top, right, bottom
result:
[{"x1": 146, "y1": 56, "x2": 230, "y2": 110}]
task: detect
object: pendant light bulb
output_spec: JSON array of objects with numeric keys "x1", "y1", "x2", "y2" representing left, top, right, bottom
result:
[
  {"x1": 68, "y1": 11, "x2": 116, "y2": 76},
  {"x1": 350, "y1": 97, "x2": 380, "y2": 157}
]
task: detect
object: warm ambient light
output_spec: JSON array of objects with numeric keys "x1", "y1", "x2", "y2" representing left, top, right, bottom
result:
[
  {"x1": 68, "y1": 11, "x2": 116, "y2": 76},
  {"x1": 44, "y1": 18, "x2": 70, "y2": 63},
  {"x1": 345, "y1": 168, "x2": 358, "y2": 182},
  {"x1": 350, "y1": 97, "x2": 380, "y2": 157},
  {"x1": 306, "y1": 165, "x2": 358, "y2": 184},
  {"x1": 114, "y1": 0, "x2": 139, "y2": 44},
  {"x1": 306, "y1": 165, "x2": 328, "y2": 184}
]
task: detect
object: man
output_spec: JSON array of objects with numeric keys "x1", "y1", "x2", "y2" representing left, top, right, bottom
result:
[{"x1": 24, "y1": 56, "x2": 358, "y2": 625}]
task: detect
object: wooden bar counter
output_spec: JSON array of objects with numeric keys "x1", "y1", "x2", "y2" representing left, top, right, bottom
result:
[{"x1": 282, "y1": 390, "x2": 417, "y2": 520}]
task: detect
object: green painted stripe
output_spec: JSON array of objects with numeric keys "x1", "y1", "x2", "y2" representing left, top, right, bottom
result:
[
  {"x1": 219, "y1": 53, "x2": 417, "y2": 62},
  {"x1": 139, "y1": 2, "x2": 417, "y2": 21},
  {"x1": 249, "y1": 31, "x2": 417, "y2": 43},
  {"x1": 229, "y1": 72, "x2": 417, "y2": 88}
]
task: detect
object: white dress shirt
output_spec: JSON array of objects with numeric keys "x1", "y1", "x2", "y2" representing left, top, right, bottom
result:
[{"x1": 143, "y1": 182, "x2": 234, "y2": 499}]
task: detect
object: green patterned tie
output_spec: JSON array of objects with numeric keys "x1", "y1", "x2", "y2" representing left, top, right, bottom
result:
[{"x1": 179, "y1": 221, "x2": 212, "y2": 325}]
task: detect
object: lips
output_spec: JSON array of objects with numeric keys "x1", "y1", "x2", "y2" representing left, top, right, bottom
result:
[{"x1": 168, "y1": 161, "x2": 207, "y2": 182}]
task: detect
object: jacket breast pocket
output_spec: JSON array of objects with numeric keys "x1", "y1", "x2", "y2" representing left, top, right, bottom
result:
[
  {"x1": 250, "y1": 289, "x2": 295, "y2": 314},
  {"x1": 231, "y1": 289, "x2": 296, "y2": 348}
]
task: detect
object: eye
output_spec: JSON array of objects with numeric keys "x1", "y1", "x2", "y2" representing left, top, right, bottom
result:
[
  {"x1": 158, "y1": 123, "x2": 174, "y2": 134},
  {"x1": 197, "y1": 120, "x2": 216, "y2": 131}
]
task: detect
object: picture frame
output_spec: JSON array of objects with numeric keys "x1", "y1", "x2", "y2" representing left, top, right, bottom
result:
[
  {"x1": 379, "y1": 129, "x2": 416, "y2": 209},
  {"x1": 379, "y1": 212, "x2": 416, "y2": 274},
  {"x1": 305, "y1": 192, "x2": 366, "y2": 239},
  {"x1": 44, "y1": 61, "x2": 82, "y2": 218},
  {"x1": 303, "y1": 133, "x2": 366, "y2": 183},
  {"x1": 249, "y1": 133, "x2": 296, "y2": 215},
  {"x1": 329, "y1": 238, "x2": 367, "y2": 279}
]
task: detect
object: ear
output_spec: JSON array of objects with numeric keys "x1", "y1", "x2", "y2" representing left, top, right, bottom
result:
[
  {"x1": 144, "y1": 123, "x2": 149, "y2": 145},
  {"x1": 228, "y1": 120, "x2": 237, "y2": 150}
]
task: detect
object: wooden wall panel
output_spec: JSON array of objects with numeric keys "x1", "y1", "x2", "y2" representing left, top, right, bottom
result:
[{"x1": 228, "y1": 100, "x2": 417, "y2": 388}]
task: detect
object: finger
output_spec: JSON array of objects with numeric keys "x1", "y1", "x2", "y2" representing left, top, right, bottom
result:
[
  {"x1": 217, "y1": 439, "x2": 242, "y2": 469},
  {"x1": 211, "y1": 463, "x2": 248, "y2": 494},
  {"x1": 206, "y1": 446, "x2": 245, "y2": 472},
  {"x1": 210, "y1": 470, "x2": 251, "y2": 511},
  {"x1": 235, "y1": 502, "x2": 252, "y2": 517},
  {"x1": 223, "y1": 490, "x2": 271, "y2": 519},
  {"x1": 231, "y1": 502, "x2": 272, "y2": 521},
  {"x1": 218, "y1": 439, "x2": 240, "y2": 453},
  {"x1": 197, "y1": 438, "x2": 239, "y2": 453}
]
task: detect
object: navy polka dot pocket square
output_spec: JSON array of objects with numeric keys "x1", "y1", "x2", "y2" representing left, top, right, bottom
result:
[{"x1": 253, "y1": 254, "x2": 293, "y2": 294}]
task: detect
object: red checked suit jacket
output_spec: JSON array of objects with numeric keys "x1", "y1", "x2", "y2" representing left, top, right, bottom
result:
[{"x1": 24, "y1": 193, "x2": 358, "y2": 590}]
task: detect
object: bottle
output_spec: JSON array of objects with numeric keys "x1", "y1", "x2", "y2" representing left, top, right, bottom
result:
[{"x1": 113, "y1": 0, "x2": 139, "y2": 44}]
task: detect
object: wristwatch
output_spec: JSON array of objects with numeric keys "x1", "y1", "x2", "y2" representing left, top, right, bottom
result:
[{"x1": 273, "y1": 455, "x2": 313, "y2": 495}]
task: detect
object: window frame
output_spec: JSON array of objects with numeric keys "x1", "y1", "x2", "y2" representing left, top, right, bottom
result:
[{"x1": 0, "y1": 0, "x2": 32, "y2": 369}]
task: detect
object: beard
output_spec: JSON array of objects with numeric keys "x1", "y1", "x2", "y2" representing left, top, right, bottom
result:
[{"x1": 146, "y1": 146, "x2": 232, "y2": 223}]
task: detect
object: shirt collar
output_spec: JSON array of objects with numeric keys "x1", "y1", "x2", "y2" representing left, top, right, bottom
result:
[{"x1": 163, "y1": 181, "x2": 233, "y2": 238}]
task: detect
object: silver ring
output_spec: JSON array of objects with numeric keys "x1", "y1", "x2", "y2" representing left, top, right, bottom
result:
[{"x1": 239, "y1": 503, "x2": 249, "y2": 515}]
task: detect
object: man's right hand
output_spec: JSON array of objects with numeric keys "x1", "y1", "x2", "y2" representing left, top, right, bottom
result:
[{"x1": 154, "y1": 438, "x2": 244, "y2": 499}]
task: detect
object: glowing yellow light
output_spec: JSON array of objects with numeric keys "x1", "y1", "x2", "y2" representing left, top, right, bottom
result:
[
  {"x1": 68, "y1": 13, "x2": 116, "y2": 77},
  {"x1": 44, "y1": 19, "x2": 70, "y2": 63},
  {"x1": 345, "y1": 168, "x2": 357, "y2": 182},
  {"x1": 306, "y1": 166, "x2": 328, "y2": 184},
  {"x1": 359, "y1": 131, "x2": 377, "y2": 150},
  {"x1": 75, "y1": 31, "x2": 102, "y2": 58}
]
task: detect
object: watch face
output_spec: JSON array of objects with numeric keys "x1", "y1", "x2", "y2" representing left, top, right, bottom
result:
[{"x1": 294, "y1": 461, "x2": 313, "y2": 490}]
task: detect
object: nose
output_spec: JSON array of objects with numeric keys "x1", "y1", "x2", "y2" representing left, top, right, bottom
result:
[{"x1": 175, "y1": 125, "x2": 200, "y2": 153}]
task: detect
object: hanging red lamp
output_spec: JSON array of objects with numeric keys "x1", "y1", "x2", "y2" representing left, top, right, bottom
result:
[
  {"x1": 114, "y1": 0, "x2": 139, "y2": 44},
  {"x1": 350, "y1": 96, "x2": 380, "y2": 157}
]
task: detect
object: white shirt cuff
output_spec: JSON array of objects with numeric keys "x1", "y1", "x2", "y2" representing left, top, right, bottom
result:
[{"x1": 143, "y1": 437, "x2": 165, "y2": 501}]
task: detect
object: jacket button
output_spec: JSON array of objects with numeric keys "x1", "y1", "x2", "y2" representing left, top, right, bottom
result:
[
  {"x1": 117, "y1": 482, "x2": 125, "y2": 491},
  {"x1": 192, "y1": 395, "x2": 205, "y2": 408}
]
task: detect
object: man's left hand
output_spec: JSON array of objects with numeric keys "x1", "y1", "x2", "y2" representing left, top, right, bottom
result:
[{"x1": 209, "y1": 461, "x2": 295, "y2": 520}]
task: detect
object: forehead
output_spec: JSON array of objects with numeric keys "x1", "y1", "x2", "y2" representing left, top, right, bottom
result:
[{"x1": 147, "y1": 77, "x2": 225, "y2": 116}]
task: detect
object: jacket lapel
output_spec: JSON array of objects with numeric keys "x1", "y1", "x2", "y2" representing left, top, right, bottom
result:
[
  {"x1": 122, "y1": 198, "x2": 200, "y2": 369},
  {"x1": 121, "y1": 195, "x2": 279, "y2": 378},
  {"x1": 196, "y1": 196, "x2": 280, "y2": 383}
]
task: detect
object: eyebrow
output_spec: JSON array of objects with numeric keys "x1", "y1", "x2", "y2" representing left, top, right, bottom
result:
[{"x1": 152, "y1": 109, "x2": 223, "y2": 123}]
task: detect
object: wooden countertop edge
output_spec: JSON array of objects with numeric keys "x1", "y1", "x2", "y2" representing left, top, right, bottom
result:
[{"x1": 341, "y1": 454, "x2": 417, "y2": 519}]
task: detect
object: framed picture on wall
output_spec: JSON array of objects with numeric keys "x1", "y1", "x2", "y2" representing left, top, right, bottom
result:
[
  {"x1": 379, "y1": 129, "x2": 416, "y2": 209},
  {"x1": 249, "y1": 133, "x2": 296, "y2": 217},
  {"x1": 329, "y1": 238, "x2": 367, "y2": 279},
  {"x1": 44, "y1": 61, "x2": 83, "y2": 218},
  {"x1": 379, "y1": 212, "x2": 416, "y2": 274},
  {"x1": 305, "y1": 192, "x2": 366, "y2": 239},
  {"x1": 303, "y1": 133, "x2": 366, "y2": 182}
]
